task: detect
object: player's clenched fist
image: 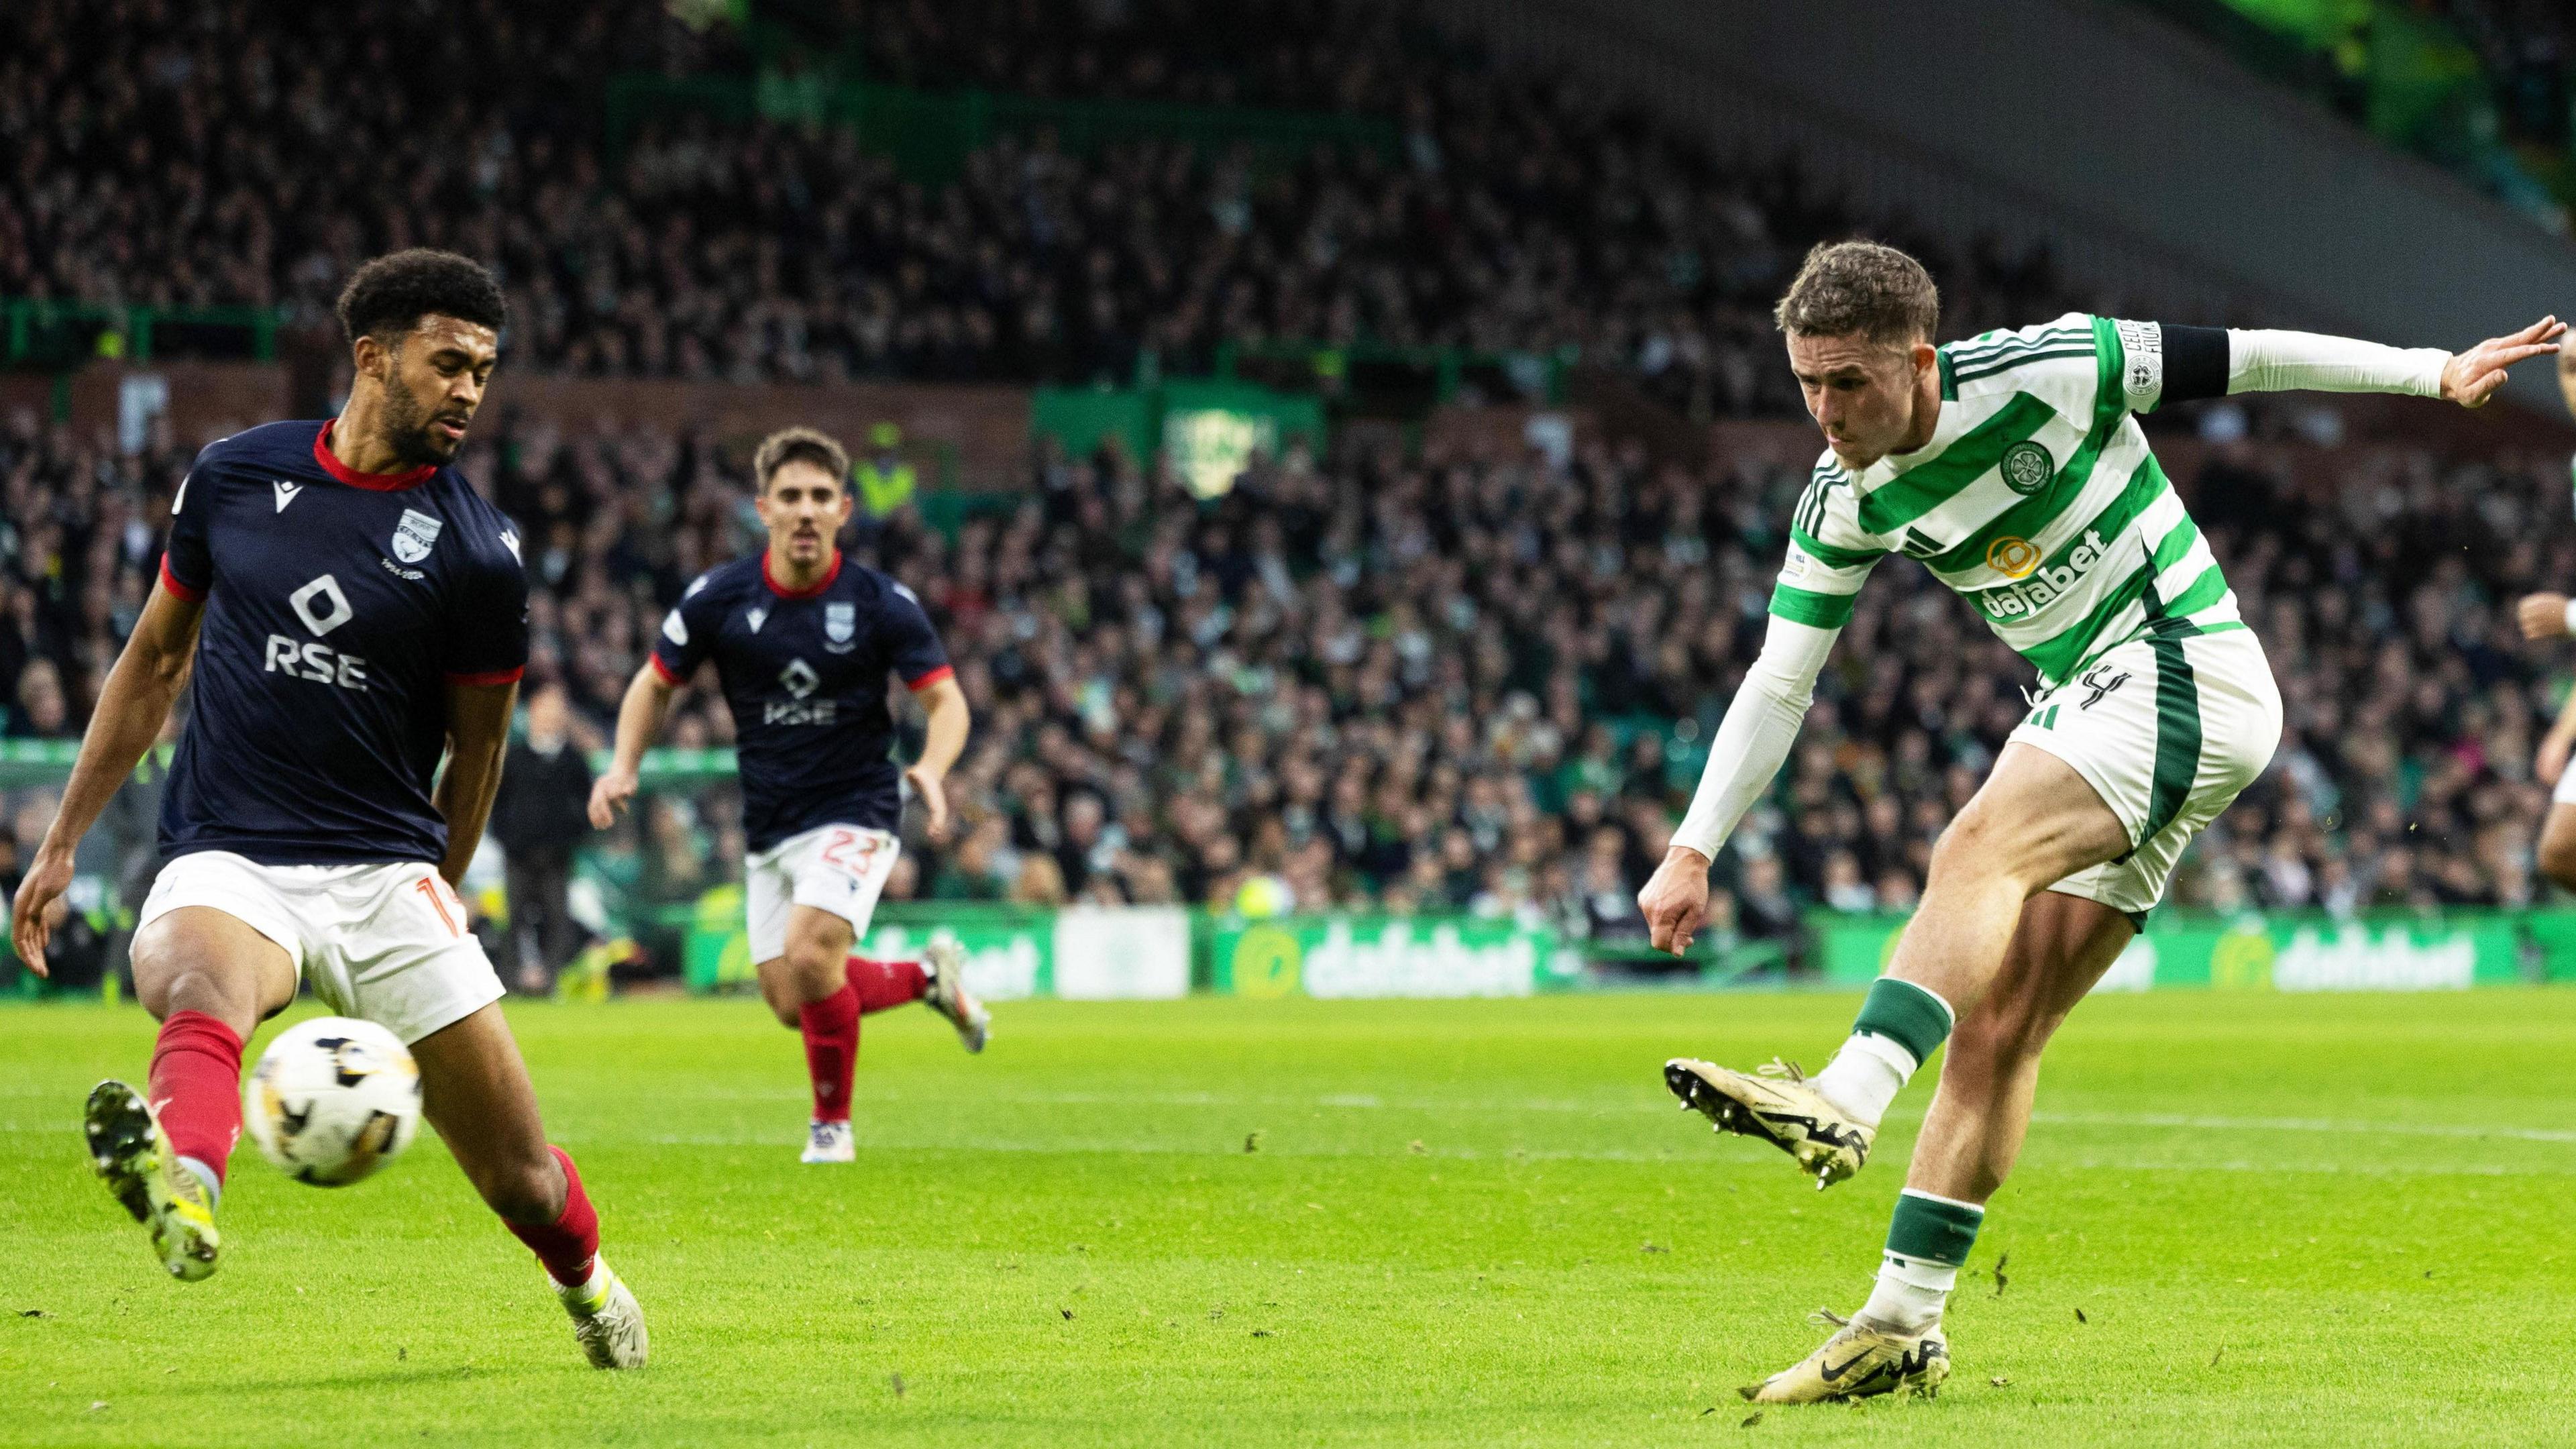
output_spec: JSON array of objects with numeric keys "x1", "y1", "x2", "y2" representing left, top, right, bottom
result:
[
  {"x1": 1638, "y1": 845, "x2": 1713, "y2": 956},
  {"x1": 587, "y1": 767, "x2": 639, "y2": 829},
  {"x1": 2518, "y1": 592, "x2": 2571, "y2": 641}
]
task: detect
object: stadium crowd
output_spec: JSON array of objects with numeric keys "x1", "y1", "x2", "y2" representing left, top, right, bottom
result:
[
  {"x1": 3, "y1": 0, "x2": 2080, "y2": 413},
  {"x1": 2, "y1": 394, "x2": 2571, "y2": 975}
]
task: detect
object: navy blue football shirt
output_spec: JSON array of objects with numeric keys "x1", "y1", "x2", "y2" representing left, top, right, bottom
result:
[
  {"x1": 157, "y1": 419, "x2": 530, "y2": 866},
  {"x1": 651, "y1": 550, "x2": 950, "y2": 851}
]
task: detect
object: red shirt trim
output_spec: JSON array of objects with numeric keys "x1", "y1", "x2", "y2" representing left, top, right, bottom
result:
[
  {"x1": 905, "y1": 665, "x2": 955, "y2": 692},
  {"x1": 761, "y1": 548, "x2": 841, "y2": 600},
  {"x1": 158, "y1": 555, "x2": 207, "y2": 603},
  {"x1": 647, "y1": 653, "x2": 683, "y2": 685},
  {"x1": 444, "y1": 665, "x2": 525, "y2": 687},
  {"x1": 315, "y1": 420, "x2": 437, "y2": 492}
]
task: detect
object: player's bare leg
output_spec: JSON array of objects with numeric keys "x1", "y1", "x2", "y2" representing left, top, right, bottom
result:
[
  {"x1": 1909, "y1": 892, "x2": 2135, "y2": 1201},
  {"x1": 1740, "y1": 890, "x2": 2133, "y2": 1404},
  {"x1": 1670, "y1": 745, "x2": 2127, "y2": 1186},
  {"x1": 87, "y1": 907, "x2": 296, "y2": 1281},
  {"x1": 2538, "y1": 804, "x2": 2576, "y2": 892},
  {"x1": 414, "y1": 1004, "x2": 645, "y2": 1368}
]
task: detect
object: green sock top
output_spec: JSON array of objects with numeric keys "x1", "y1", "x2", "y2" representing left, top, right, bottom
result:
[
  {"x1": 1849, "y1": 975, "x2": 1953, "y2": 1067},
  {"x1": 1885, "y1": 1188, "x2": 1984, "y2": 1268}
]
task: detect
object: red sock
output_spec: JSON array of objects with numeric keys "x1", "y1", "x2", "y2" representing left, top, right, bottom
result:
[
  {"x1": 148, "y1": 1010, "x2": 244, "y2": 1194},
  {"x1": 799, "y1": 985, "x2": 859, "y2": 1123},
  {"x1": 847, "y1": 956, "x2": 928, "y2": 1014},
  {"x1": 506, "y1": 1145, "x2": 600, "y2": 1287}
]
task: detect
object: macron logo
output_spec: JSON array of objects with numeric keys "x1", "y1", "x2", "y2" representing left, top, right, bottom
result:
[{"x1": 274, "y1": 481, "x2": 302, "y2": 513}]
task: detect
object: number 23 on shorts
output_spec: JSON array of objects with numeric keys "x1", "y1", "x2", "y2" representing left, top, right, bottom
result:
[{"x1": 819, "y1": 828, "x2": 886, "y2": 879}]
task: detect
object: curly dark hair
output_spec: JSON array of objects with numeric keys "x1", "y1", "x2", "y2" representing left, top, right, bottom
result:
[
  {"x1": 335, "y1": 249, "x2": 507, "y2": 345},
  {"x1": 1773, "y1": 239, "x2": 1939, "y2": 345}
]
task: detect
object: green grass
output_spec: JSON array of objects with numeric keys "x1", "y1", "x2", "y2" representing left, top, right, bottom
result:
[{"x1": 5, "y1": 989, "x2": 2576, "y2": 1447}]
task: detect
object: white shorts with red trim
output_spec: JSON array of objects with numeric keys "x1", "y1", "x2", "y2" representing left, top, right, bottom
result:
[
  {"x1": 137, "y1": 851, "x2": 504, "y2": 1044},
  {"x1": 745, "y1": 822, "x2": 902, "y2": 963}
]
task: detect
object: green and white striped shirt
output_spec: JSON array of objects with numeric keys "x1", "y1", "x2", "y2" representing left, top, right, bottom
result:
[{"x1": 1772, "y1": 313, "x2": 2242, "y2": 688}]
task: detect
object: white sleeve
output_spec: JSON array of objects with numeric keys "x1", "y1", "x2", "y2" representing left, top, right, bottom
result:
[
  {"x1": 2226, "y1": 329, "x2": 2448, "y2": 398},
  {"x1": 1669, "y1": 614, "x2": 1837, "y2": 861}
]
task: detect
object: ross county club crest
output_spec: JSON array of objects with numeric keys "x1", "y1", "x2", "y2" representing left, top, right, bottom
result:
[
  {"x1": 391, "y1": 508, "x2": 444, "y2": 564},
  {"x1": 1998, "y1": 440, "x2": 2054, "y2": 496},
  {"x1": 824, "y1": 602, "x2": 856, "y2": 653}
]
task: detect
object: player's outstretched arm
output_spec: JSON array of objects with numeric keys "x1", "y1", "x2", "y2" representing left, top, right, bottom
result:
[
  {"x1": 433, "y1": 678, "x2": 519, "y2": 888},
  {"x1": 2207, "y1": 317, "x2": 2563, "y2": 409},
  {"x1": 1638, "y1": 612, "x2": 1839, "y2": 956},
  {"x1": 9, "y1": 582, "x2": 203, "y2": 969},
  {"x1": 902, "y1": 675, "x2": 971, "y2": 844},
  {"x1": 588, "y1": 663, "x2": 678, "y2": 829}
]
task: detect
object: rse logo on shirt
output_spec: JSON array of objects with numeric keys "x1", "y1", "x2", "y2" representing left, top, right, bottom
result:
[{"x1": 263, "y1": 574, "x2": 368, "y2": 689}]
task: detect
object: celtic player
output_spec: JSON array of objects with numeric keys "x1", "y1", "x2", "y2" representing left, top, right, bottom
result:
[{"x1": 1638, "y1": 240, "x2": 2559, "y2": 1403}]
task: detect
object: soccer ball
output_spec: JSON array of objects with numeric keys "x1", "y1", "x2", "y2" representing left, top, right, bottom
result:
[{"x1": 242, "y1": 1017, "x2": 423, "y2": 1186}]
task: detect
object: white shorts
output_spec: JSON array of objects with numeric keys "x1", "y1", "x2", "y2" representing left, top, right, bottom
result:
[
  {"x1": 2008, "y1": 626, "x2": 2284, "y2": 918},
  {"x1": 745, "y1": 823, "x2": 902, "y2": 965},
  {"x1": 137, "y1": 852, "x2": 503, "y2": 1045},
  {"x1": 2554, "y1": 758, "x2": 2576, "y2": 806}
]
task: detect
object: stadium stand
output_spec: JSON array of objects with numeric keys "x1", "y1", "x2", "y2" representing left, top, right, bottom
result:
[{"x1": 3, "y1": 0, "x2": 2082, "y2": 404}]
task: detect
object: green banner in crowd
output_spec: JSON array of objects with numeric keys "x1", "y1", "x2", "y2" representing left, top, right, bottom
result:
[
  {"x1": 1813, "y1": 910, "x2": 2559, "y2": 990},
  {"x1": 1209, "y1": 914, "x2": 1575, "y2": 998}
]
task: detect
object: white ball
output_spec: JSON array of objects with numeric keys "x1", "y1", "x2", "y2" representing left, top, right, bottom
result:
[{"x1": 242, "y1": 1017, "x2": 423, "y2": 1187}]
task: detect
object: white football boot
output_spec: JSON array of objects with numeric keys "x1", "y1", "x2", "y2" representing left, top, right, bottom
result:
[
  {"x1": 557, "y1": 1256, "x2": 649, "y2": 1369},
  {"x1": 801, "y1": 1118, "x2": 855, "y2": 1163},
  {"x1": 920, "y1": 939, "x2": 991, "y2": 1053}
]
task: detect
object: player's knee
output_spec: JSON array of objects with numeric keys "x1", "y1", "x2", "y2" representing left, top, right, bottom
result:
[
  {"x1": 138, "y1": 964, "x2": 256, "y2": 1029},
  {"x1": 782, "y1": 938, "x2": 844, "y2": 992},
  {"x1": 1926, "y1": 810, "x2": 2014, "y2": 887},
  {"x1": 475, "y1": 1152, "x2": 566, "y2": 1225}
]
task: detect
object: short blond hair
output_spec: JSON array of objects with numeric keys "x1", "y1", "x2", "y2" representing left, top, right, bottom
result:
[
  {"x1": 1773, "y1": 240, "x2": 1940, "y2": 346},
  {"x1": 751, "y1": 426, "x2": 849, "y2": 492}
]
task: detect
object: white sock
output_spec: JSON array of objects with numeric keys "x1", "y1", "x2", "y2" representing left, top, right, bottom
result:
[
  {"x1": 1858, "y1": 1252, "x2": 1955, "y2": 1336},
  {"x1": 1809, "y1": 1032, "x2": 1917, "y2": 1128},
  {"x1": 557, "y1": 1255, "x2": 611, "y2": 1307}
]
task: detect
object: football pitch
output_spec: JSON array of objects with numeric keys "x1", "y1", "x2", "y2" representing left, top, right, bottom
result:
[{"x1": 6, "y1": 989, "x2": 2574, "y2": 1448}]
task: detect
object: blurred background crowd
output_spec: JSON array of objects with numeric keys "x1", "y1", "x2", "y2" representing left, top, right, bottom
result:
[
  {"x1": 3, "y1": 0, "x2": 2074, "y2": 411},
  {"x1": 8, "y1": 0, "x2": 2576, "y2": 988},
  {"x1": 5, "y1": 393, "x2": 2573, "y2": 977}
]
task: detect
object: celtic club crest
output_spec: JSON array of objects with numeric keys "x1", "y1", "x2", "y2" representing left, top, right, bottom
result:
[{"x1": 1999, "y1": 441, "x2": 2054, "y2": 496}]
